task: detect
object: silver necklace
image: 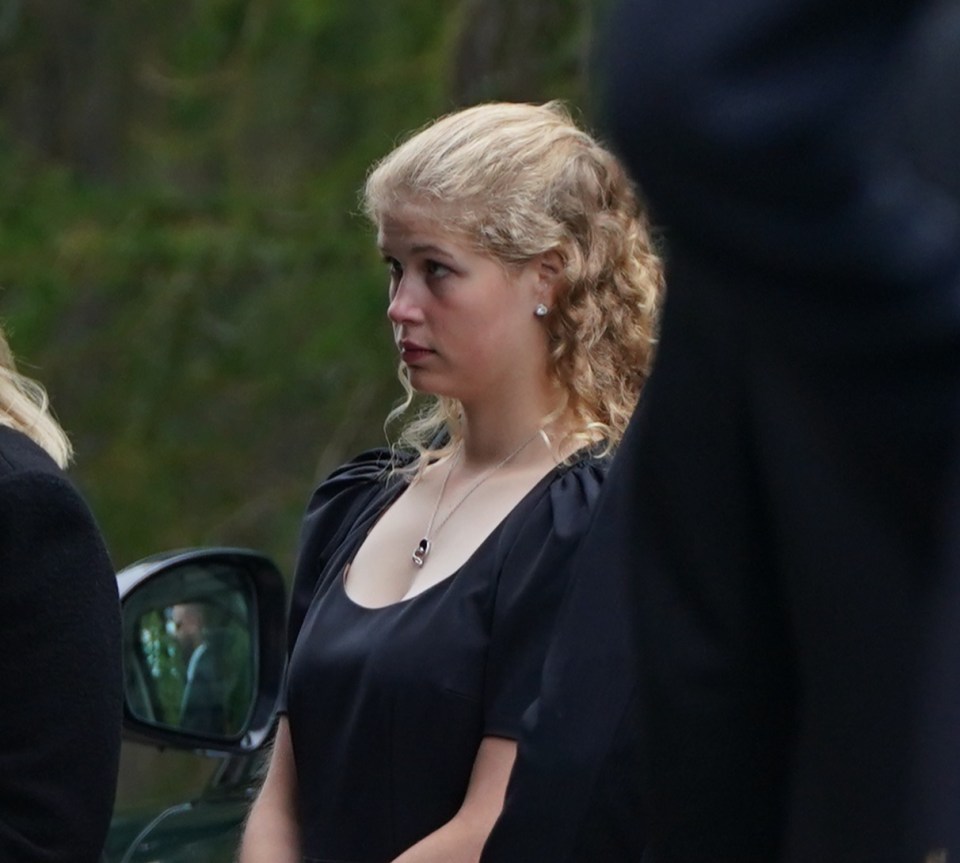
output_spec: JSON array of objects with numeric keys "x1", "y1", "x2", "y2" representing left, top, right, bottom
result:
[{"x1": 412, "y1": 431, "x2": 543, "y2": 567}]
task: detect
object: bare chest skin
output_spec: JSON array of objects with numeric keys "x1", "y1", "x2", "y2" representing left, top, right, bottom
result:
[{"x1": 344, "y1": 458, "x2": 557, "y2": 608}]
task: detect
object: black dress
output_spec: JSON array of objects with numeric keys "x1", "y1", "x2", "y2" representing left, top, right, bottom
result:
[{"x1": 282, "y1": 448, "x2": 607, "y2": 863}]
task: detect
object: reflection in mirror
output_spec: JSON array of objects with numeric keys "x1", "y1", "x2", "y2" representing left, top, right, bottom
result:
[{"x1": 123, "y1": 562, "x2": 256, "y2": 740}]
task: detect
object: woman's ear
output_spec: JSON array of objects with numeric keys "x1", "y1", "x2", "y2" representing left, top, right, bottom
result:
[{"x1": 535, "y1": 250, "x2": 566, "y2": 307}]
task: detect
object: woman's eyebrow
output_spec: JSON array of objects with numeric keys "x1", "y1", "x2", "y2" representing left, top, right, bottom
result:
[
  {"x1": 408, "y1": 243, "x2": 450, "y2": 256},
  {"x1": 377, "y1": 238, "x2": 453, "y2": 258}
]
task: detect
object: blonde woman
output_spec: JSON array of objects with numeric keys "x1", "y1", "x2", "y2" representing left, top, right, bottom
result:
[
  {"x1": 0, "y1": 325, "x2": 121, "y2": 862},
  {"x1": 240, "y1": 101, "x2": 662, "y2": 863}
]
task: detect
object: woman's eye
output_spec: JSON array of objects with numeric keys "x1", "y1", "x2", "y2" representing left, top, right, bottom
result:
[
  {"x1": 384, "y1": 258, "x2": 402, "y2": 300},
  {"x1": 425, "y1": 260, "x2": 451, "y2": 278}
]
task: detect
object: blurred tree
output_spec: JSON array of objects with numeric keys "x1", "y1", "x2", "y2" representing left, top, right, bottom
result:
[
  {"x1": 0, "y1": 0, "x2": 599, "y2": 820},
  {"x1": 0, "y1": 0, "x2": 131, "y2": 179},
  {"x1": 452, "y1": 0, "x2": 592, "y2": 104},
  {"x1": 0, "y1": 0, "x2": 597, "y2": 575}
]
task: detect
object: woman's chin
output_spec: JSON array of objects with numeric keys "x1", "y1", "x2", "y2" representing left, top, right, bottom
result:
[{"x1": 408, "y1": 376, "x2": 456, "y2": 400}]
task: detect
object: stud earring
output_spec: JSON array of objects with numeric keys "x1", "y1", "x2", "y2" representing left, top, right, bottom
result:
[{"x1": 534, "y1": 303, "x2": 549, "y2": 317}]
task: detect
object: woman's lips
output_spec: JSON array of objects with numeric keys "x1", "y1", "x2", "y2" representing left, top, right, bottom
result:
[{"x1": 399, "y1": 341, "x2": 432, "y2": 363}]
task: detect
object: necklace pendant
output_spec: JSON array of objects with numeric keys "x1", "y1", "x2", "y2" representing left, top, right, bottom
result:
[{"x1": 412, "y1": 537, "x2": 431, "y2": 567}]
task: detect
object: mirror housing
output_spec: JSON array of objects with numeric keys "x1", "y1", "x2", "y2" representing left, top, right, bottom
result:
[{"x1": 117, "y1": 548, "x2": 286, "y2": 755}]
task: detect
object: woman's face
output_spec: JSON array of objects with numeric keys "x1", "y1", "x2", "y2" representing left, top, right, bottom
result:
[{"x1": 378, "y1": 211, "x2": 551, "y2": 409}]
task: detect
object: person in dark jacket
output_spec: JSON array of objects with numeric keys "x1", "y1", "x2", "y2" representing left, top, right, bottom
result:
[
  {"x1": 0, "y1": 324, "x2": 122, "y2": 862},
  {"x1": 482, "y1": 0, "x2": 960, "y2": 861},
  {"x1": 173, "y1": 602, "x2": 229, "y2": 735}
]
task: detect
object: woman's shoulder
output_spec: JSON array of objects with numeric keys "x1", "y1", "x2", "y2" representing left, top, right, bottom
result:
[
  {"x1": 0, "y1": 425, "x2": 63, "y2": 480},
  {"x1": 0, "y1": 426, "x2": 111, "y2": 574},
  {"x1": 490, "y1": 448, "x2": 610, "y2": 565},
  {"x1": 0, "y1": 426, "x2": 90, "y2": 518},
  {"x1": 303, "y1": 446, "x2": 411, "y2": 516},
  {"x1": 553, "y1": 446, "x2": 611, "y2": 485},
  {"x1": 541, "y1": 448, "x2": 611, "y2": 538},
  {"x1": 287, "y1": 447, "x2": 412, "y2": 647},
  {"x1": 296, "y1": 446, "x2": 413, "y2": 555}
]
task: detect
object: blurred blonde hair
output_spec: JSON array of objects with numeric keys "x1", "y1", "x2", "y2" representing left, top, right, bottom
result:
[
  {"x1": 363, "y1": 101, "x2": 663, "y2": 467},
  {"x1": 0, "y1": 324, "x2": 72, "y2": 468}
]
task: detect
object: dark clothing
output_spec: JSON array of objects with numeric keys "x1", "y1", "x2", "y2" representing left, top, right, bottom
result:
[
  {"x1": 283, "y1": 448, "x2": 606, "y2": 863},
  {"x1": 480, "y1": 447, "x2": 647, "y2": 862},
  {"x1": 180, "y1": 642, "x2": 227, "y2": 735},
  {"x1": 0, "y1": 426, "x2": 122, "y2": 863},
  {"x1": 484, "y1": 0, "x2": 960, "y2": 861}
]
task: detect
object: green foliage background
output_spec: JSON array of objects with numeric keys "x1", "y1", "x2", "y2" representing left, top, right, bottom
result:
[
  {"x1": 0, "y1": 0, "x2": 598, "y2": 579},
  {"x1": 0, "y1": 0, "x2": 605, "y2": 819}
]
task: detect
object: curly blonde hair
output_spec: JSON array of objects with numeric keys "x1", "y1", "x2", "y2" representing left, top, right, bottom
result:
[
  {"x1": 0, "y1": 324, "x2": 72, "y2": 468},
  {"x1": 363, "y1": 101, "x2": 663, "y2": 466}
]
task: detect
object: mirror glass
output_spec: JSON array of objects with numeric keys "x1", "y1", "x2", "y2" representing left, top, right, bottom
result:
[{"x1": 122, "y1": 561, "x2": 257, "y2": 739}]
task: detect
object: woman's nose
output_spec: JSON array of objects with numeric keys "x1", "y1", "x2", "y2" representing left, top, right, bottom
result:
[{"x1": 387, "y1": 280, "x2": 422, "y2": 325}]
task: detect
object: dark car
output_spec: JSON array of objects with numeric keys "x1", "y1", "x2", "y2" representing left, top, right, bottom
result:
[{"x1": 105, "y1": 548, "x2": 287, "y2": 863}]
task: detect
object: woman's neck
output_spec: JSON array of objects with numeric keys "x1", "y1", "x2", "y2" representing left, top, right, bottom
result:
[{"x1": 456, "y1": 407, "x2": 573, "y2": 470}]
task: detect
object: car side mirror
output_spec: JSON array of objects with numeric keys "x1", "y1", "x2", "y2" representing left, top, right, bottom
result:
[{"x1": 118, "y1": 548, "x2": 286, "y2": 755}]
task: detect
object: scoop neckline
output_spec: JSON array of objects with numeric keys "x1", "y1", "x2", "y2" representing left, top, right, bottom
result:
[
  {"x1": 339, "y1": 559, "x2": 458, "y2": 611},
  {"x1": 338, "y1": 456, "x2": 574, "y2": 611}
]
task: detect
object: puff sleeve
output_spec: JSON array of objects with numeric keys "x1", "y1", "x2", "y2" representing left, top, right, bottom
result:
[
  {"x1": 285, "y1": 449, "x2": 402, "y2": 646},
  {"x1": 482, "y1": 456, "x2": 607, "y2": 738},
  {"x1": 278, "y1": 448, "x2": 401, "y2": 711}
]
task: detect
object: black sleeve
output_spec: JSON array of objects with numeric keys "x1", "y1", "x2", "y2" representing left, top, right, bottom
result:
[
  {"x1": 0, "y1": 472, "x2": 121, "y2": 863},
  {"x1": 483, "y1": 460, "x2": 606, "y2": 738},
  {"x1": 277, "y1": 448, "x2": 396, "y2": 713}
]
